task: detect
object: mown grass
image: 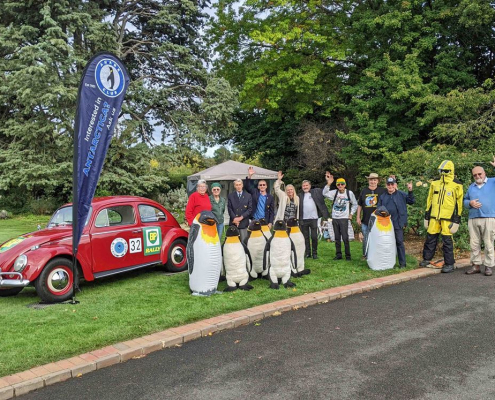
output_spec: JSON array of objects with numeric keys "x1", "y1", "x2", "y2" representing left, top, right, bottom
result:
[
  {"x1": 0, "y1": 215, "x2": 51, "y2": 244},
  {"x1": 0, "y1": 217, "x2": 416, "y2": 377}
]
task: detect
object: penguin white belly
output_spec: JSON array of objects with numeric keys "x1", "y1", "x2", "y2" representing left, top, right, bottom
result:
[
  {"x1": 269, "y1": 237, "x2": 292, "y2": 278},
  {"x1": 247, "y1": 236, "x2": 266, "y2": 274},
  {"x1": 223, "y1": 242, "x2": 249, "y2": 283},
  {"x1": 367, "y1": 216, "x2": 396, "y2": 271},
  {"x1": 189, "y1": 236, "x2": 222, "y2": 294},
  {"x1": 290, "y1": 232, "x2": 305, "y2": 272}
]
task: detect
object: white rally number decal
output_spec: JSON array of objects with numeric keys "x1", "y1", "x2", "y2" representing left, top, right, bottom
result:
[{"x1": 129, "y1": 238, "x2": 142, "y2": 254}]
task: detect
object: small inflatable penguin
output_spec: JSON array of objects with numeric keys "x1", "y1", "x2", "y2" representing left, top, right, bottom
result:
[
  {"x1": 365, "y1": 206, "x2": 396, "y2": 271},
  {"x1": 286, "y1": 217, "x2": 310, "y2": 277},
  {"x1": 259, "y1": 218, "x2": 272, "y2": 240},
  {"x1": 187, "y1": 211, "x2": 222, "y2": 295},
  {"x1": 263, "y1": 220, "x2": 297, "y2": 289},
  {"x1": 222, "y1": 226, "x2": 254, "y2": 291},
  {"x1": 247, "y1": 220, "x2": 268, "y2": 279}
]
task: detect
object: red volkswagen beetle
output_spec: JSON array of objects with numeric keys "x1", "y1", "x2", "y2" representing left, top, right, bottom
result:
[{"x1": 0, "y1": 196, "x2": 188, "y2": 303}]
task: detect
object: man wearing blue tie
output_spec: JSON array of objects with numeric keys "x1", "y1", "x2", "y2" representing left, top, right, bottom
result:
[{"x1": 228, "y1": 178, "x2": 253, "y2": 243}]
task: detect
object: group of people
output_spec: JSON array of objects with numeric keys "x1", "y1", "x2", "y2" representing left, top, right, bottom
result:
[{"x1": 185, "y1": 157, "x2": 495, "y2": 273}]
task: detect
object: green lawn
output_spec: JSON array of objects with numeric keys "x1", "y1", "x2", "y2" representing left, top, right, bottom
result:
[
  {"x1": 0, "y1": 215, "x2": 51, "y2": 244},
  {"x1": 0, "y1": 217, "x2": 417, "y2": 377}
]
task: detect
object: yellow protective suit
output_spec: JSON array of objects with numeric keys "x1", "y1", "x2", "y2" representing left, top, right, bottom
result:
[{"x1": 425, "y1": 160, "x2": 463, "y2": 236}]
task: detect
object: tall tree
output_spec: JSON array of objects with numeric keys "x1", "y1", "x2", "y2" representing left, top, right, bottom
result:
[{"x1": 0, "y1": 0, "x2": 237, "y2": 208}]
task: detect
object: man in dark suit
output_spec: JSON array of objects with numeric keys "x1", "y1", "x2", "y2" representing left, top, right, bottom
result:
[
  {"x1": 244, "y1": 166, "x2": 275, "y2": 227},
  {"x1": 228, "y1": 178, "x2": 253, "y2": 243},
  {"x1": 299, "y1": 179, "x2": 330, "y2": 259}
]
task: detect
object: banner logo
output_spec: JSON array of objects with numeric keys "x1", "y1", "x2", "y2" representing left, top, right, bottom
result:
[{"x1": 95, "y1": 59, "x2": 125, "y2": 98}]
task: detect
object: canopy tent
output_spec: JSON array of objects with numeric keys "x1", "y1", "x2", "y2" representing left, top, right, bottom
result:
[{"x1": 186, "y1": 160, "x2": 279, "y2": 196}]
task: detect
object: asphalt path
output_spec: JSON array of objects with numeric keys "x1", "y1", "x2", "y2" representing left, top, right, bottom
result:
[{"x1": 19, "y1": 268, "x2": 495, "y2": 400}]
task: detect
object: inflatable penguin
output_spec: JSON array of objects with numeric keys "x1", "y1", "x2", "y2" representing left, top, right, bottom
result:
[
  {"x1": 259, "y1": 218, "x2": 272, "y2": 240},
  {"x1": 263, "y1": 220, "x2": 297, "y2": 289},
  {"x1": 247, "y1": 220, "x2": 267, "y2": 279},
  {"x1": 286, "y1": 217, "x2": 310, "y2": 277},
  {"x1": 222, "y1": 226, "x2": 254, "y2": 291},
  {"x1": 187, "y1": 211, "x2": 223, "y2": 295},
  {"x1": 365, "y1": 206, "x2": 396, "y2": 271}
]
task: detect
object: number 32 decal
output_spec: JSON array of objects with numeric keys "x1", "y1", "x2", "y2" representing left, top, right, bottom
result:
[{"x1": 129, "y1": 238, "x2": 142, "y2": 254}]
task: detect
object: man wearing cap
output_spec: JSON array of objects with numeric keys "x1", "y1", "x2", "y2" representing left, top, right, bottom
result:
[
  {"x1": 244, "y1": 166, "x2": 275, "y2": 228},
  {"x1": 357, "y1": 173, "x2": 387, "y2": 259},
  {"x1": 377, "y1": 177, "x2": 414, "y2": 268},
  {"x1": 323, "y1": 173, "x2": 358, "y2": 260}
]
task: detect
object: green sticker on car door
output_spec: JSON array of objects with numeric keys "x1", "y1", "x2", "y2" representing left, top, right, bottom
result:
[{"x1": 143, "y1": 227, "x2": 162, "y2": 256}]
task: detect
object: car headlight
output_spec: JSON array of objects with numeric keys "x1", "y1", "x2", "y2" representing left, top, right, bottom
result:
[{"x1": 13, "y1": 255, "x2": 28, "y2": 272}]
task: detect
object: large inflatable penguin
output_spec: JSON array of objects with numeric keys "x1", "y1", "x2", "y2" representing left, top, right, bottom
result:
[
  {"x1": 187, "y1": 211, "x2": 222, "y2": 296},
  {"x1": 259, "y1": 218, "x2": 272, "y2": 240},
  {"x1": 365, "y1": 206, "x2": 396, "y2": 271},
  {"x1": 263, "y1": 220, "x2": 297, "y2": 289},
  {"x1": 222, "y1": 226, "x2": 254, "y2": 291},
  {"x1": 247, "y1": 220, "x2": 267, "y2": 279},
  {"x1": 286, "y1": 217, "x2": 310, "y2": 277}
]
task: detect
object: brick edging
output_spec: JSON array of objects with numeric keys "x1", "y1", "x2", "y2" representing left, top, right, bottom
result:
[{"x1": 0, "y1": 262, "x2": 470, "y2": 399}]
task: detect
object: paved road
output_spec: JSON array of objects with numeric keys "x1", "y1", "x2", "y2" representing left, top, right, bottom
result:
[{"x1": 20, "y1": 269, "x2": 495, "y2": 400}]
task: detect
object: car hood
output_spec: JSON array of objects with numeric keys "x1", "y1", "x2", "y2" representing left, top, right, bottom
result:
[{"x1": 0, "y1": 227, "x2": 73, "y2": 271}]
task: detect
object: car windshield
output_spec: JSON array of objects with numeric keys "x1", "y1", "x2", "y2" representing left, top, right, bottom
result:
[{"x1": 47, "y1": 206, "x2": 92, "y2": 228}]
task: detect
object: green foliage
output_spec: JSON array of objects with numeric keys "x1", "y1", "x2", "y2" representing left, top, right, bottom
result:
[
  {"x1": 0, "y1": 1, "x2": 237, "y2": 212},
  {"x1": 157, "y1": 185, "x2": 188, "y2": 223}
]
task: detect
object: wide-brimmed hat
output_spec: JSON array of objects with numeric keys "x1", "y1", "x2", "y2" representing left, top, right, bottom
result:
[{"x1": 365, "y1": 173, "x2": 380, "y2": 179}]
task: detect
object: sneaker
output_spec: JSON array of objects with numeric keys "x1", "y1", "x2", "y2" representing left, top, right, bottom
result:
[
  {"x1": 345, "y1": 257, "x2": 352, "y2": 261},
  {"x1": 485, "y1": 266, "x2": 493, "y2": 276},
  {"x1": 333, "y1": 256, "x2": 343, "y2": 260},
  {"x1": 441, "y1": 264, "x2": 454, "y2": 273},
  {"x1": 419, "y1": 260, "x2": 430, "y2": 268}
]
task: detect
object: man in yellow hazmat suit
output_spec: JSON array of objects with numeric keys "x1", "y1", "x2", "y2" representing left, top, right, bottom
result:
[{"x1": 420, "y1": 160, "x2": 463, "y2": 273}]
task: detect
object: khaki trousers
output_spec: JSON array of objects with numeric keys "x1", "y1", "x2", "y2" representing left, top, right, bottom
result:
[{"x1": 468, "y1": 218, "x2": 495, "y2": 267}]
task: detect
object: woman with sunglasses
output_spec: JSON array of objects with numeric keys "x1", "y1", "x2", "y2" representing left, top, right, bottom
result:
[{"x1": 209, "y1": 183, "x2": 226, "y2": 238}]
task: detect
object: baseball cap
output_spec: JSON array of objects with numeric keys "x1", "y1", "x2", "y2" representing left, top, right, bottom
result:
[
  {"x1": 211, "y1": 182, "x2": 221, "y2": 189},
  {"x1": 386, "y1": 177, "x2": 396, "y2": 184},
  {"x1": 336, "y1": 178, "x2": 346, "y2": 185}
]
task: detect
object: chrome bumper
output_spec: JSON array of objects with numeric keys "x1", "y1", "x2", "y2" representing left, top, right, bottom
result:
[{"x1": 0, "y1": 272, "x2": 30, "y2": 288}]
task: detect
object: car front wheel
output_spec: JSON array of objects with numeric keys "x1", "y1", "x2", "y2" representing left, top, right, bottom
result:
[
  {"x1": 165, "y1": 239, "x2": 188, "y2": 273},
  {"x1": 35, "y1": 258, "x2": 78, "y2": 303}
]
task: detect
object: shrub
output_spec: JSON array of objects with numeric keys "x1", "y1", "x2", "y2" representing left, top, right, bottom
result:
[
  {"x1": 157, "y1": 186, "x2": 188, "y2": 224},
  {"x1": 29, "y1": 198, "x2": 58, "y2": 215}
]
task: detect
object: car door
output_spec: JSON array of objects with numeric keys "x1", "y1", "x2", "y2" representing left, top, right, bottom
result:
[
  {"x1": 90, "y1": 203, "x2": 149, "y2": 274},
  {"x1": 137, "y1": 203, "x2": 168, "y2": 265}
]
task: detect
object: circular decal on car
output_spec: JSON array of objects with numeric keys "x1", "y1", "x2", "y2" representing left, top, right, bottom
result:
[
  {"x1": 95, "y1": 59, "x2": 126, "y2": 98},
  {"x1": 110, "y1": 238, "x2": 128, "y2": 258}
]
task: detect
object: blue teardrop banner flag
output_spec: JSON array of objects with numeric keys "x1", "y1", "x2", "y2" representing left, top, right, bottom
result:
[{"x1": 72, "y1": 53, "x2": 130, "y2": 256}]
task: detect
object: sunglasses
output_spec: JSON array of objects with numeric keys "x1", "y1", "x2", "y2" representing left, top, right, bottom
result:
[
  {"x1": 336, "y1": 183, "x2": 345, "y2": 186},
  {"x1": 473, "y1": 173, "x2": 483, "y2": 177},
  {"x1": 258, "y1": 184, "x2": 266, "y2": 186},
  {"x1": 439, "y1": 169, "x2": 451, "y2": 173},
  {"x1": 386, "y1": 182, "x2": 395, "y2": 186},
  {"x1": 212, "y1": 188, "x2": 220, "y2": 190}
]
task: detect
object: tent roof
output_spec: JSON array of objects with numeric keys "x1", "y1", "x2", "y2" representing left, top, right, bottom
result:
[{"x1": 187, "y1": 160, "x2": 278, "y2": 181}]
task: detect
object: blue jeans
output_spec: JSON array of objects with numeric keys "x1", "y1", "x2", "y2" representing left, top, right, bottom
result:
[
  {"x1": 217, "y1": 223, "x2": 224, "y2": 239},
  {"x1": 361, "y1": 224, "x2": 368, "y2": 256}
]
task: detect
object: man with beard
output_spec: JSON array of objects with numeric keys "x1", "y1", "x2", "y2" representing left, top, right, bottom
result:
[{"x1": 463, "y1": 157, "x2": 495, "y2": 276}]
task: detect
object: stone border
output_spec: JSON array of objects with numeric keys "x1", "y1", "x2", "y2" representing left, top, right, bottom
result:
[{"x1": 0, "y1": 262, "x2": 470, "y2": 399}]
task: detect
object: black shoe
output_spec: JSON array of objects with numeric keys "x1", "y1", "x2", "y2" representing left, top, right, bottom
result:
[
  {"x1": 419, "y1": 260, "x2": 430, "y2": 268},
  {"x1": 441, "y1": 264, "x2": 454, "y2": 273},
  {"x1": 312, "y1": 255, "x2": 318, "y2": 259},
  {"x1": 305, "y1": 254, "x2": 311, "y2": 258},
  {"x1": 345, "y1": 257, "x2": 351, "y2": 261},
  {"x1": 333, "y1": 256, "x2": 342, "y2": 260},
  {"x1": 399, "y1": 264, "x2": 406, "y2": 269}
]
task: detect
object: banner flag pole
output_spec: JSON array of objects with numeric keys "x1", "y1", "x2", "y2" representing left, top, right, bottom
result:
[{"x1": 71, "y1": 52, "x2": 130, "y2": 304}]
